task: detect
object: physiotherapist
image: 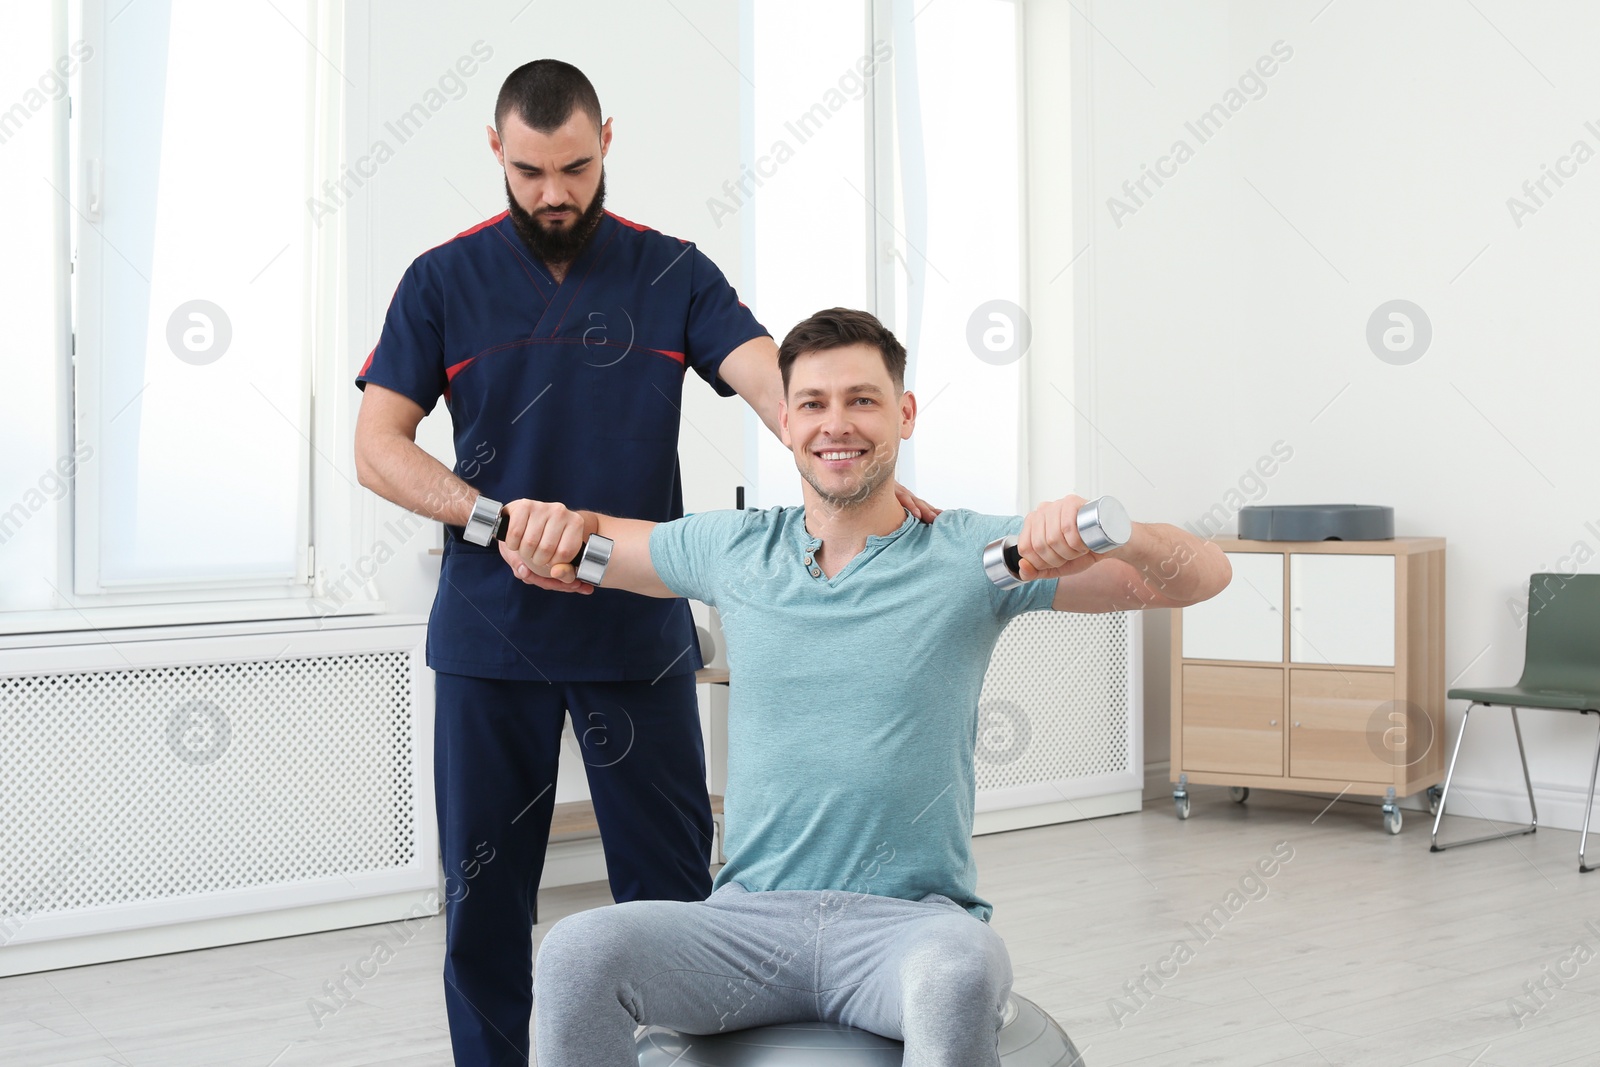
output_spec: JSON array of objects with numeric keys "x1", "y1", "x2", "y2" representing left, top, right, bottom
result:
[{"x1": 351, "y1": 59, "x2": 934, "y2": 1067}]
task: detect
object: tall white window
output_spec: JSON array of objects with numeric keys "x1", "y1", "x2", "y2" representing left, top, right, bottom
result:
[
  {"x1": 744, "y1": 0, "x2": 1024, "y2": 514},
  {"x1": 72, "y1": 0, "x2": 321, "y2": 592}
]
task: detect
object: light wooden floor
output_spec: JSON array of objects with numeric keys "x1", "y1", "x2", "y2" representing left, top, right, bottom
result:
[{"x1": 5, "y1": 784, "x2": 1599, "y2": 1066}]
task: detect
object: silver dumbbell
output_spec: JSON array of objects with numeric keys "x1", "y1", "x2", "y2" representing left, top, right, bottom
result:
[{"x1": 983, "y1": 496, "x2": 1132, "y2": 589}]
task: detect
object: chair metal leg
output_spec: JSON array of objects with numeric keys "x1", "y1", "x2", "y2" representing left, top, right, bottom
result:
[
  {"x1": 1430, "y1": 704, "x2": 1470, "y2": 851},
  {"x1": 1431, "y1": 703, "x2": 1538, "y2": 852},
  {"x1": 1580, "y1": 711, "x2": 1600, "y2": 874},
  {"x1": 1511, "y1": 707, "x2": 1540, "y2": 833}
]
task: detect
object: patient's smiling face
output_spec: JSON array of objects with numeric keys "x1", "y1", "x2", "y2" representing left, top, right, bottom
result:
[{"x1": 780, "y1": 343, "x2": 916, "y2": 512}]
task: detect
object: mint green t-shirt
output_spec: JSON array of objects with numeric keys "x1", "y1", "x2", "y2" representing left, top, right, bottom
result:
[{"x1": 649, "y1": 506, "x2": 1058, "y2": 920}]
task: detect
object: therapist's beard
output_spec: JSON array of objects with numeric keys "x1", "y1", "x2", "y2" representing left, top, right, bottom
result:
[{"x1": 505, "y1": 171, "x2": 607, "y2": 266}]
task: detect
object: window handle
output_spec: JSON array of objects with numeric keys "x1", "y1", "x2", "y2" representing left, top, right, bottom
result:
[{"x1": 85, "y1": 158, "x2": 103, "y2": 221}]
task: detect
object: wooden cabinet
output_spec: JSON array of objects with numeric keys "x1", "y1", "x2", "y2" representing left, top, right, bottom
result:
[{"x1": 1171, "y1": 537, "x2": 1446, "y2": 830}]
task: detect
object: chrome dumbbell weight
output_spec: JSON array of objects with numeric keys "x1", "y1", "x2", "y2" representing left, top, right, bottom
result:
[{"x1": 982, "y1": 495, "x2": 1132, "y2": 589}]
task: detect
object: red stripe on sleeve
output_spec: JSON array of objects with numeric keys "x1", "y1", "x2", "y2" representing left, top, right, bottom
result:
[
  {"x1": 604, "y1": 210, "x2": 652, "y2": 233},
  {"x1": 424, "y1": 211, "x2": 509, "y2": 255}
]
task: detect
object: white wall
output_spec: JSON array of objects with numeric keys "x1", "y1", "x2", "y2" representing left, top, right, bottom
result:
[
  {"x1": 1076, "y1": 0, "x2": 1600, "y2": 826},
  {"x1": 341, "y1": 0, "x2": 748, "y2": 804}
]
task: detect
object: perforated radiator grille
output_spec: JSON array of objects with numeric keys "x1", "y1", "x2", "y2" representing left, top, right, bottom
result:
[
  {"x1": 1, "y1": 651, "x2": 415, "y2": 921},
  {"x1": 975, "y1": 611, "x2": 1132, "y2": 791}
]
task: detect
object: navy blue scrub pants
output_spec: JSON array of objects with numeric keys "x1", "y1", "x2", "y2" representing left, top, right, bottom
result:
[{"x1": 433, "y1": 671, "x2": 713, "y2": 1067}]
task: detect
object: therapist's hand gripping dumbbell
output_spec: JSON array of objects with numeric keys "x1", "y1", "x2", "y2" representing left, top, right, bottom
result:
[{"x1": 492, "y1": 498, "x2": 613, "y2": 593}]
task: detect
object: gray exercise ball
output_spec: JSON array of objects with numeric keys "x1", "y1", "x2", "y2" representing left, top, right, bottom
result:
[{"x1": 636, "y1": 992, "x2": 1084, "y2": 1066}]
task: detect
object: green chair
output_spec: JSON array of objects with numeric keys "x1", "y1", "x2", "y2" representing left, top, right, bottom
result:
[{"x1": 1432, "y1": 573, "x2": 1600, "y2": 872}]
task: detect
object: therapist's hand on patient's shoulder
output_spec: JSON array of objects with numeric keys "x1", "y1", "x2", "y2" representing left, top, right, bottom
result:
[
  {"x1": 1015, "y1": 494, "x2": 1103, "y2": 582},
  {"x1": 496, "y1": 499, "x2": 596, "y2": 594},
  {"x1": 895, "y1": 482, "x2": 941, "y2": 524}
]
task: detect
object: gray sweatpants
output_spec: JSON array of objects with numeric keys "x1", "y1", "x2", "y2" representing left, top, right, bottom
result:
[{"x1": 533, "y1": 882, "x2": 1013, "y2": 1066}]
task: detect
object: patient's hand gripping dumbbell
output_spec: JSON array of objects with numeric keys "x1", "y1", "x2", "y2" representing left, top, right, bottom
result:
[
  {"x1": 492, "y1": 512, "x2": 614, "y2": 585},
  {"x1": 982, "y1": 496, "x2": 1132, "y2": 589}
]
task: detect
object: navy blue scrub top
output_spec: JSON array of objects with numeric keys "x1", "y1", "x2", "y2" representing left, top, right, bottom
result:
[{"x1": 356, "y1": 211, "x2": 769, "y2": 681}]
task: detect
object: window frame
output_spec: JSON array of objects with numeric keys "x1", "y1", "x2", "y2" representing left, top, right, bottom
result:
[{"x1": 1, "y1": 0, "x2": 383, "y2": 636}]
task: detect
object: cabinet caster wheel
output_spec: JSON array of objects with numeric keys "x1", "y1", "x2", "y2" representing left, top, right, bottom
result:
[
  {"x1": 1230, "y1": 787, "x2": 1250, "y2": 804},
  {"x1": 1427, "y1": 785, "x2": 1443, "y2": 816},
  {"x1": 1383, "y1": 806, "x2": 1402, "y2": 835},
  {"x1": 1175, "y1": 793, "x2": 1191, "y2": 820}
]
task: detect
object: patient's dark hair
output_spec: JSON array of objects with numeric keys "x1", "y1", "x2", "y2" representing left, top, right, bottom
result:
[
  {"x1": 777, "y1": 308, "x2": 908, "y2": 393},
  {"x1": 495, "y1": 59, "x2": 602, "y2": 133}
]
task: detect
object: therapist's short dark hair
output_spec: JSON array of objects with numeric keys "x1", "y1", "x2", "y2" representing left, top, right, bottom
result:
[
  {"x1": 495, "y1": 60, "x2": 603, "y2": 134},
  {"x1": 778, "y1": 308, "x2": 907, "y2": 394}
]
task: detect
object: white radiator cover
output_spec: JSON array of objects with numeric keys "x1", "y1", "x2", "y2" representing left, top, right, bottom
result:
[
  {"x1": 972, "y1": 610, "x2": 1143, "y2": 834},
  {"x1": 0, "y1": 616, "x2": 437, "y2": 977},
  {"x1": 0, "y1": 610, "x2": 1140, "y2": 972}
]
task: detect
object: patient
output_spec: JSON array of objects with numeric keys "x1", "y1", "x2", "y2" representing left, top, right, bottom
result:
[{"x1": 499, "y1": 308, "x2": 1230, "y2": 1066}]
